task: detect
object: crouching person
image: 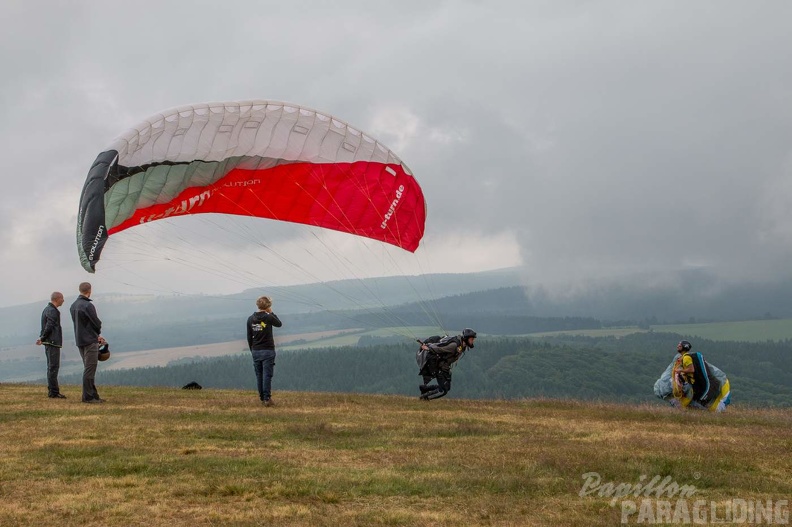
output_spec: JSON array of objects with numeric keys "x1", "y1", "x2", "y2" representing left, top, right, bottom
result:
[
  {"x1": 654, "y1": 340, "x2": 731, "y2": 412},
  {"x1": 417, "y1": 329, "x2": 476, "y2": 401}
]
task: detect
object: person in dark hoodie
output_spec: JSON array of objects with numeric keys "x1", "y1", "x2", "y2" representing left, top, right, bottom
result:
[
  {"x1": 246, "y1": 296, "x2": 282, "y2": 406},
  {"x1": 36, "y1": 291, "x2": 65, "y2": 398},
  {"x1": 69, "y1": 282, "x2": 106, "y2": 403}
]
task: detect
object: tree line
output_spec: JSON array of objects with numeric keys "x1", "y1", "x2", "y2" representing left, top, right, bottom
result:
[{"x1": 60, "y1": 332, "x2": 792, "y2": 407}]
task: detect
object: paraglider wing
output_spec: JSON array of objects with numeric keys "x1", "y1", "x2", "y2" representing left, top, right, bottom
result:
[
  {"x1": 653, "y1": 360, "x2": 674, "y2": 401},
  {"x1": 77, "y1": 101, "x2": 427, "y2": 272},
  {"x1": 77, "y1": 151, "x2": 117, "y2": 272},
  {"x1": 655, "y1": 353, "x2": 731, "y2": 411}
]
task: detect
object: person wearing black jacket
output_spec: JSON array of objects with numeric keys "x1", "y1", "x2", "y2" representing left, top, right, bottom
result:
[
  {"x1": 36, "y1": 292, "x2": 65, "y2": 398},
  {"x1": 246, "y1": 296, "x2": 282, "y2": 406},
  {"x1": 69, "y1": 282, "x2": 106, "y2": 403},
  {"x1": 418, "y1": 328, "x2": 477, "y2": 400}
]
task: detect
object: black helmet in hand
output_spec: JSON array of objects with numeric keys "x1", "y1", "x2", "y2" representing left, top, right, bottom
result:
[
  {"x1": 462, "y1": 328, "x2": 477, "y2": 348},
  {"x1": 98, "y1": 342, "x2": 111, "y2": 361}
]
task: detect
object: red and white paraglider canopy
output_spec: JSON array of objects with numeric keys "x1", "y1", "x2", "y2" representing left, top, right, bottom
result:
[{"x1": 78, "y1": 101, "x2": 426, "y2": 273}]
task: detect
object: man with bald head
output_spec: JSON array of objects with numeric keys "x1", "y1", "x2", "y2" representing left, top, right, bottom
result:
[{"x1": 36, "y1": 291, "x2": 65, "y2": 398}]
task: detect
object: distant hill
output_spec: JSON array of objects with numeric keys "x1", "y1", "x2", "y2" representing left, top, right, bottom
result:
[
  {"x1": 6, "y1": 266, "x2": 792, "y2": 354},
  {"x1": 0, "y1": 267, "x2": 523, "y2": 346}
]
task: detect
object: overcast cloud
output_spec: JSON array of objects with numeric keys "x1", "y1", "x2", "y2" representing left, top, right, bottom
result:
[{"x1": 1, "y1": 1, "x2": 791, "y2": 307}]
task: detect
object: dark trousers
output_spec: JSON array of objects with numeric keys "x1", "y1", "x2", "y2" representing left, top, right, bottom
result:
[
  {"x1": 78, "y1": 343, "x2": 100, "y2": 402},
  {"x1": 251, "y1": 349, "x2": 276, "y2": 401},
  {"x1": 422, "y1": 366, "x2": 452, "y2": 400},
  {"x1": 44, "y1": 345, "x2": 61, "y2": 396}
]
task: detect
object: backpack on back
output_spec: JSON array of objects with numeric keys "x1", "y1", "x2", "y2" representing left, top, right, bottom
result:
[{"x1": 415, "y1": 335, "x2": 446, "y2": 369}]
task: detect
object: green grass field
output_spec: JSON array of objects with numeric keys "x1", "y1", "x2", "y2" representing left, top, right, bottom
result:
[
  {"x1": 528, "y1": 328, "x2": 647, "y2": 338},
  {"x1": 529, "y1": 318, "x2": 792, "y2": 342},
  {"x1": 653, "y1": 318, "x2": 792, "y2": 342},
  {"x1": 1, "y1": 384, "x2": 790, "y2": 526}
]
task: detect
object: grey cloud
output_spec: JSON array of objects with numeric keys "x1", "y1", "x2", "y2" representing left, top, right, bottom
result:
[{"x1": 1, "y1": 1, "x2": 791, "y2": 306}]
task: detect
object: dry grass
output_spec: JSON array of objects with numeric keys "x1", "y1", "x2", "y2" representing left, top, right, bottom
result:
[{"x1": 1, "y1": 384, "x2": 789, "y2": 526}]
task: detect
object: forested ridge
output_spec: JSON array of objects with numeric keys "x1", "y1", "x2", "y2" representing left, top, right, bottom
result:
[{"x1": 62, "y1": 332, "x2": 792, "y2": 407}]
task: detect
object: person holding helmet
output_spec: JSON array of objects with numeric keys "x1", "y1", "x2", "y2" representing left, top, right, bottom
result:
[
  {"x1": 417, "y1": 328, "x2": 477, "y2": 400},
  {"x1": 246, "y1": 296, "x2": 282, "y2": 407},
  {"x1": 69, "y1": 282, "x2": 107, "y2": 404}
]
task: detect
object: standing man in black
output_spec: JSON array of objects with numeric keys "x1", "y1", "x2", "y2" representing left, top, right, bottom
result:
[
  {"x1": 70, "y1": 282, "x2": 106, "y2": 403},
  {"x1": 246, "y1": 296, "x2": 282, "y2": 406},
  {"x1": 36, "y1": 291, "x2": 65, "y2": 398}
]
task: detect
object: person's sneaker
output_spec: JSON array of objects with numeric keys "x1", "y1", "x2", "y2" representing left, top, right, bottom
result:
[
  {"x1": 83, "y1": 398, "x2": 105, "y2": 404},
  {"x1": 263, "y1": 399, "x2": 275, "y2": 407},
  {"x1": 49, "y1": 393, "x2": 67, "y2": 399}
]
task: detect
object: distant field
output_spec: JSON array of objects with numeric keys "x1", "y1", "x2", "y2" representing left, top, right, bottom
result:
[
  {"x1": 105, "y1": 327, "x2": 439, "y2": 369},
  {"x1": 107, "y1": 329, "x2": 372, "y2": 370},
  {"x1": 527, "y1": 328, "x2": 647, "y2": 338},
  {"x1": 653, "y1": 318, "x2": 792, "y2": 342},
  {"x1": 1, "y1": 384, "x2": 789, "y2": 527},
  {"x1": 529, "y1": 318, "x2": 792, "y2": 342},
  {"x1": 279, "y1": 326, "x2": 443, "y2": 350}
]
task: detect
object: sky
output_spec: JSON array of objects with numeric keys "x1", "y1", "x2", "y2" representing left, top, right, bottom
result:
[{"x1": 1, "y1": 1, "x2": 791, "y2": 308}]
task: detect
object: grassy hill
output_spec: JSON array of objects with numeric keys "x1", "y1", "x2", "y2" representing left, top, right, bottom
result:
[{"x1": 1, "y1": 384, "x2": 790, "y2": 526}]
